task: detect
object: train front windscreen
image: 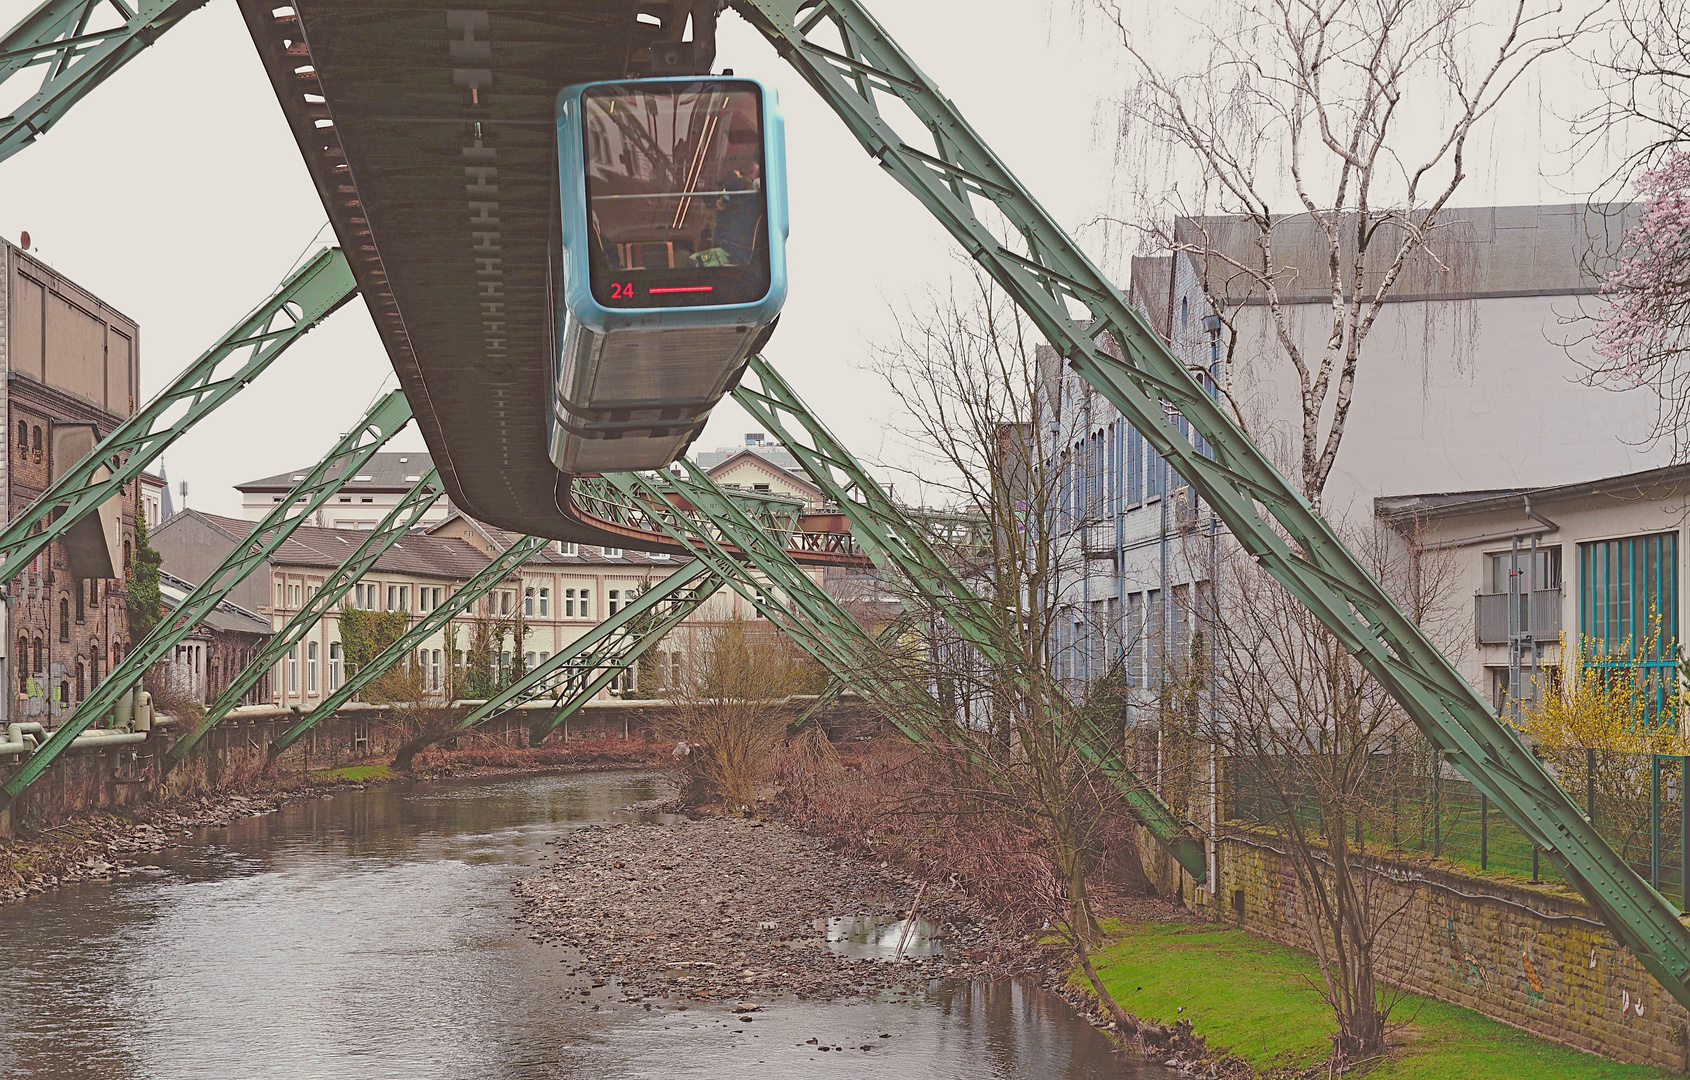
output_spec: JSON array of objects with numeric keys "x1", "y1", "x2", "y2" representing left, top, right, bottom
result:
[{"x1": 581, "y1": 81, "x2": 771, "y2": 310}]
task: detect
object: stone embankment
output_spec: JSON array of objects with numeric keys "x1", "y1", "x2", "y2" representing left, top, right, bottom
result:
[
  {"x1": 0, "y1": 790, "x2": 289, "y2": 902},
  {"x1": 514, "y1": 816, "x2": 1039, "y2": 1002}
]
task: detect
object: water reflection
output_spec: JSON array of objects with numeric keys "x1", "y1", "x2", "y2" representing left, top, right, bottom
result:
[
  {"x1": 825, "y1": 912, "x2": 944, "y2": 958},
  {"x1": 0, "y1": 771, "x2": 1166, "y2": 1080}
]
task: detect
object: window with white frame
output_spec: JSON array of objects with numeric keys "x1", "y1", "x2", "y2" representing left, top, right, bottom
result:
[
  {"x1": 608, "y1": 589, "x2": 620, "y2": 615},
  {"x1": 565, "y1": 588, "x2": 576, "y2": 617},
  {"x1": 287, "y1": 646, "x2": 299, "y2": 694},
  {"x1": 602, "y1": 546, "x2": 622, "y2": 558},
  {"x1": 538, "y1": 587, "x2": 550, "y2": 616},
  {"x1": 524, "y1": 587, "x2": 535, "y2": 616},
  {"x1": 329, "y1": 642, "x2": 342, "y2": 690},
  {"x1": 579, "y1": 590, "x2": 590, "y2": 618},
  {"x1": 307, "y1": 642, "x2": 319, "y2": 694}
]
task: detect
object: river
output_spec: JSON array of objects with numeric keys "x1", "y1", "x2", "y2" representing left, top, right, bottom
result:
[{"x1": 0, "y1": 771, "x2": 1170, "y2": 1079}]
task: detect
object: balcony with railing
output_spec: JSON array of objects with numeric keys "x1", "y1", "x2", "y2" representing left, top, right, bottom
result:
[{"x1": 1474, "y1": 589, "x2": 1562, "y2": 645}]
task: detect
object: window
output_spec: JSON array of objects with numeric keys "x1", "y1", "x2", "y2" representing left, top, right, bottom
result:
[
  {"x1": 579, "y1": 590, "x2": 590, "y2": 618},
  {"x1": 602, "y1": 547, "x2": 622, "y2": 558},
  {"x1": 430, "y1": 649, "x2": 442, "y2": 691},
  {"x1": 608, "y1": 589, "x2": 620, "y2": 615},
  {"x1": 59, "y1": 598, "x2": 69, "y2": 641},
  {"x1": 1488, "y1": 548, "x2": 1563, "y2": 594},
  {"x1": 15, "y1": 635, "x2": 25, "y2": 692},
  {"x1": 500, "y1": 651, "x2": 511, "y2": 678},
  {"x1": 329, "y1": 642, "x2": 342, "y2": 690},
  {"x1": 387, "y1": 584, "x2": 399, "y2": 611},
  {"x1": 124, "y1": 540, "x2": 132, "y2": 574},
  {"x1": 307, "y1": 642, "x2": 319, "y2": 693},
  {"x1": 1579, "y1": 534, "x2": 1679, "y2": 725},
  {"x1": 32, "y1": 638, "x2": 43, "y2": 680},
  {"x1": 524, "y1": 587, "x2": 535, "y2": 616},
  {"x1": 287, "y1": 646, "x2": 299, "y2": 694},
  {"x1": 14, "y1": 420, "x2": 23, "y2": 452},
  {"x1": 753, "y1": 483, "x2": 771, "y2": 493},
  {"x1": 559, "y1": 541, "x2": 579, "y2": 556},
  {"x1": 538, "y1": 587, "x2": 550, "y2": 616},
  {"x1": 75, "y1": 579, "x2": 85, "y2": 623},
  {"x1": 277, "y1": 582, "x2": 286, "y2": 608},
  {"x1": 31, "y1": 426, "x2": 41, "y2": 462},
  {"x1": 420, "y1": 587, "x2": 432, "y2": 613},
  {"x1": 753, "y1": 588, "x2": 769, "y2": 617},
  {"x1": 399, "y1": 586, "x2": 409, "y2": 612},
  {"x1": 565, "y1": 588, "x2": 576, "y2": 617},
  {"x1": 525, "y1": 651, "x2": 537, "y2": 672}
]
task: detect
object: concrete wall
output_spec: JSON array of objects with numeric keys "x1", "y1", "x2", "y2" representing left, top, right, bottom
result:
[{"x1": 1135, "y1": 820, "x2": 1690, "y2": 1070}]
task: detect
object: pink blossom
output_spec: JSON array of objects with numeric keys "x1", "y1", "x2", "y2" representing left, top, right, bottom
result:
[{"x1": 1595, "y1": 152, "x2": 1690, "y2": 388}]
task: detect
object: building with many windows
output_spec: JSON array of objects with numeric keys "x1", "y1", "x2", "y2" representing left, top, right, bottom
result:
[
  {"x1": 1378, "y1": 464, "x2": 1690, "y2": 723},
  {"x1": 2, "y1": 239, "x2": 143, "y2": 724},
  {"x1": 1045, "y1": 205, "x2": 1673, "y2": 708}
]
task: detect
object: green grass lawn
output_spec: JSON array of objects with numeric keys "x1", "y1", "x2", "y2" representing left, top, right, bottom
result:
[
  {"x1": 1089, "y1": 920, "x2": 1676, "y2": 1078},
  {"x1": 310, "y1": 763, "x2": 394, "y2": 782}
]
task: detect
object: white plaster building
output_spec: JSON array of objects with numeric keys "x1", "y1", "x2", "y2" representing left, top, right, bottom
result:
[{"x1": 236, "y1": 452, "x2": 452, "y2": 529}]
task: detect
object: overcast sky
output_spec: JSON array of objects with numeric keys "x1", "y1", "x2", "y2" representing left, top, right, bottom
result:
[{"x1": 0, "y1": 1, "x2": 1607, "y2": 519}]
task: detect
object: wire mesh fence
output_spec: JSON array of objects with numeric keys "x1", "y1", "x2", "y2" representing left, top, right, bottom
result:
[{"x1": 1219, "y1": 740, "x2": 1690, "y2": 907}]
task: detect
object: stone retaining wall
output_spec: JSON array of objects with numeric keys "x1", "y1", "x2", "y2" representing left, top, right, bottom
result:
[{"x1": 1136, "y1": 822, "x2": 1690, "y2": 1070}]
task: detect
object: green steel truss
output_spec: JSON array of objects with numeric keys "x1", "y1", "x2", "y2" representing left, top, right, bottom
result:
[
  {"x1": 0, "y1": 390, "x2": 411, "y2": 809},
  {"x1": 0, "y1": 247, "x2": 357, "y2": 584},
  {"x1": 733, "y1": 355, "x2": 1208, "y2": 876},
  {"x1": 1, "y1": 0, "x2": 207, "y2": 164},
  {"x1": 569, "y1": 474, "x2": 862, "y2": 563},
  {"x1": 394, "y1": 559, "x2": 721, "y2": 757},
  {"x1": 159, "y1": 469, "x2": 442, "y2": 775},
  {"x1": 734, "y1": 0, "x2": 1690, "y2": 1005},
  {"x1": 600, "y1": 468, "x2": 929, "y2": 729},
  {"x1": 264, "y1": 534, "x2": 549, "y2": 762}
]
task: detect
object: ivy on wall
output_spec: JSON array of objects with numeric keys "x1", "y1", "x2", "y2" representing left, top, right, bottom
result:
[{"x1": 126, "y1": 514, "x2": 162, "y2": 640}]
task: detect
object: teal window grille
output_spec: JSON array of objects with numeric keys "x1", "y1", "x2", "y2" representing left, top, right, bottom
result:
[{"x1": 1579, "y1": 531, "x2": 1679, "y2": 724}]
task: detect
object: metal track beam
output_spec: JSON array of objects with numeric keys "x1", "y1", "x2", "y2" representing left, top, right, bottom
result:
[
  {"x1": 0, "y1": 390, "x2": 411, "y2": 809},
  {"x1": 160, "y1": 469, "x2": 442, "y2": 774},
  {"x1": 732, "y1": 355, "x2": 1207, "y2": 875},
  {"x1": 264, "y1": 534, "x2": 548, "y2": 762},
  {"x1": 734, "y1": 0, "x2": 1690, "y2": 1003},
  {"x1": 389, "y1": 559, "x2": 720, "y2": 756},
  {"x1": 0, "y1": 247, "x2": 357, "y2": 584},
  {"x1": 1, "y1": 0, "x2": 208, "y2": 164}
]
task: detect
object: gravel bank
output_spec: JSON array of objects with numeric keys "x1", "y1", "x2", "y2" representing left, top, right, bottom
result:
[{"x1": 514, "y1": 817, "x2": 1037, "y2": 1002}]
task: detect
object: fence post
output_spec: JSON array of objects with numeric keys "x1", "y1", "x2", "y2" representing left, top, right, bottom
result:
[
  {"x1": 1587, "y1": 747, "x2": 1597, "y2": 823},
  {"x1": 1531, "y1": 845, "x2": 1540, "y2": 884},
  {"x1": 1681, "y1": 755, "x2": 1689, "y2": 909},
  {"x1": 1433, "y1": 759, "x2": 1442, "y2": 857},
  {"x1": 1480, "y1": 793, "x2": 1489, "y2": 871},
  {"x1": 1652, "y1": 753, "x2": 1663, "y2": 891}
]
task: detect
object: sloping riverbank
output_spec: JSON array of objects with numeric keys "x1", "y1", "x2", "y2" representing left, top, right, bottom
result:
[{"x1": 513, "y1": 817, "x2": 1044, "y2": 1002}]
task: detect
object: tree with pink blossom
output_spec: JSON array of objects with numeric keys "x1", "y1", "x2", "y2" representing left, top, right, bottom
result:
[{"x1": 1589, "y1": 154, "x2": 1690, "y2": 447}]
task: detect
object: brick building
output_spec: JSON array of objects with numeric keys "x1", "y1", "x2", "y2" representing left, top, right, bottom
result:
[{"x1": 2, "y1": 240, "x2": 142, "y2": 723}]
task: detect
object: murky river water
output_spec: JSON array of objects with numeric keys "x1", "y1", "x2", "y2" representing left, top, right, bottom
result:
[{"x1": 0, "y1": 771, "x2": 1169, "y2": 1079}]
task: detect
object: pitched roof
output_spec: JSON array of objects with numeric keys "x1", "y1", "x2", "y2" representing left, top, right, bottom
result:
[
  {"x1": 425, "y1": 511, "x2": 690, "y2": 569},
  {"x1": 158, "y1": 569, "x2": 272, "y2": 636},
  {"x1": 184, "y1": 510, "x2": 500, "y2": 580},
  {"x1": 235, "y1": 451, "x2": 438, "y2": 493},
  {"x1": 703, "y1": 449, "x2": 823, "y2": 499},
  {"x1": 1376, "y1": 463, "x2": 1690, "y2": 525}
]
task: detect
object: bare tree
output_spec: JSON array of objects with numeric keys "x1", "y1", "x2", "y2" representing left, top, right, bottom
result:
[
  {"x1": 1107, "y1": 0, "x2": 1579, "y2": 506},
  {"x1": 850, "y1": 274, "x2": 1154, "y2": 1027},
  {"x1": 1204, "y1": 522, "x2": 1461, "y2": 1064}
]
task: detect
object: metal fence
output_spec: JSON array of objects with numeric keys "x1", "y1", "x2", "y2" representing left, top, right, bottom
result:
[{"x1": 1225, "y1": 743, "x2": 1690, "y2": 907}]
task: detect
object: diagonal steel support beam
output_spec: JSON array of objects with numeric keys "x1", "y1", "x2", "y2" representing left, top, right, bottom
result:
[
  {"x1": 731, "y1": 356, "x2": 1206, "y2": 876},
  {"x1": 383, "y1": 559, "x2": 720, "y2": 757},
  {"x1": 264, "y1": 534, "x2": 549, "y2": 763},
  {"x1": 735, "y1": 0, "x2": 1690, "y2": 1004},
  {"x1": 160, "y1": 469, "x2": 442, "y2": 775},
  {"x1": 600, "y1": 470, "x2": 931, "y2": 734},
  {"x1": 0, "y1": 390, "x2": 411, "y2": 810},
  {"x1": 0, "y1": 247, "x2": 357, "y2": 584},
  {"x1": 1, "y1": 0, "x2": 209, "y2": 164}
]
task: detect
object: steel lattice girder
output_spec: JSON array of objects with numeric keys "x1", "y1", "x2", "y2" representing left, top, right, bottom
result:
[
  {"x1": 0, "y1": 0, "x2": 209, "y2": 163},
  {"x1": 417, "y1": 559, "x2": 721, "y2": 747},
  {"x1": 0, "y1": 390, "x2": 411, "y2": 809},
  {"x1": 0, "y1": 248, "x2": 357, "y2": 584},
  {"x1": 732, "y1": 355, "x2": 1208, "y2": 877},
  {"x1": 733, "y1": 0, "x2": 1690, "y2": 1004},
  {"x1": 608, "y1": 466, "x2": 1029, "y2": 788},
  {"x1": 264, "y1": 534, "x2": 549, "y2": 761},
  {"x1": 160, "y1": 469, "x2": 443, "y2": 775}
]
